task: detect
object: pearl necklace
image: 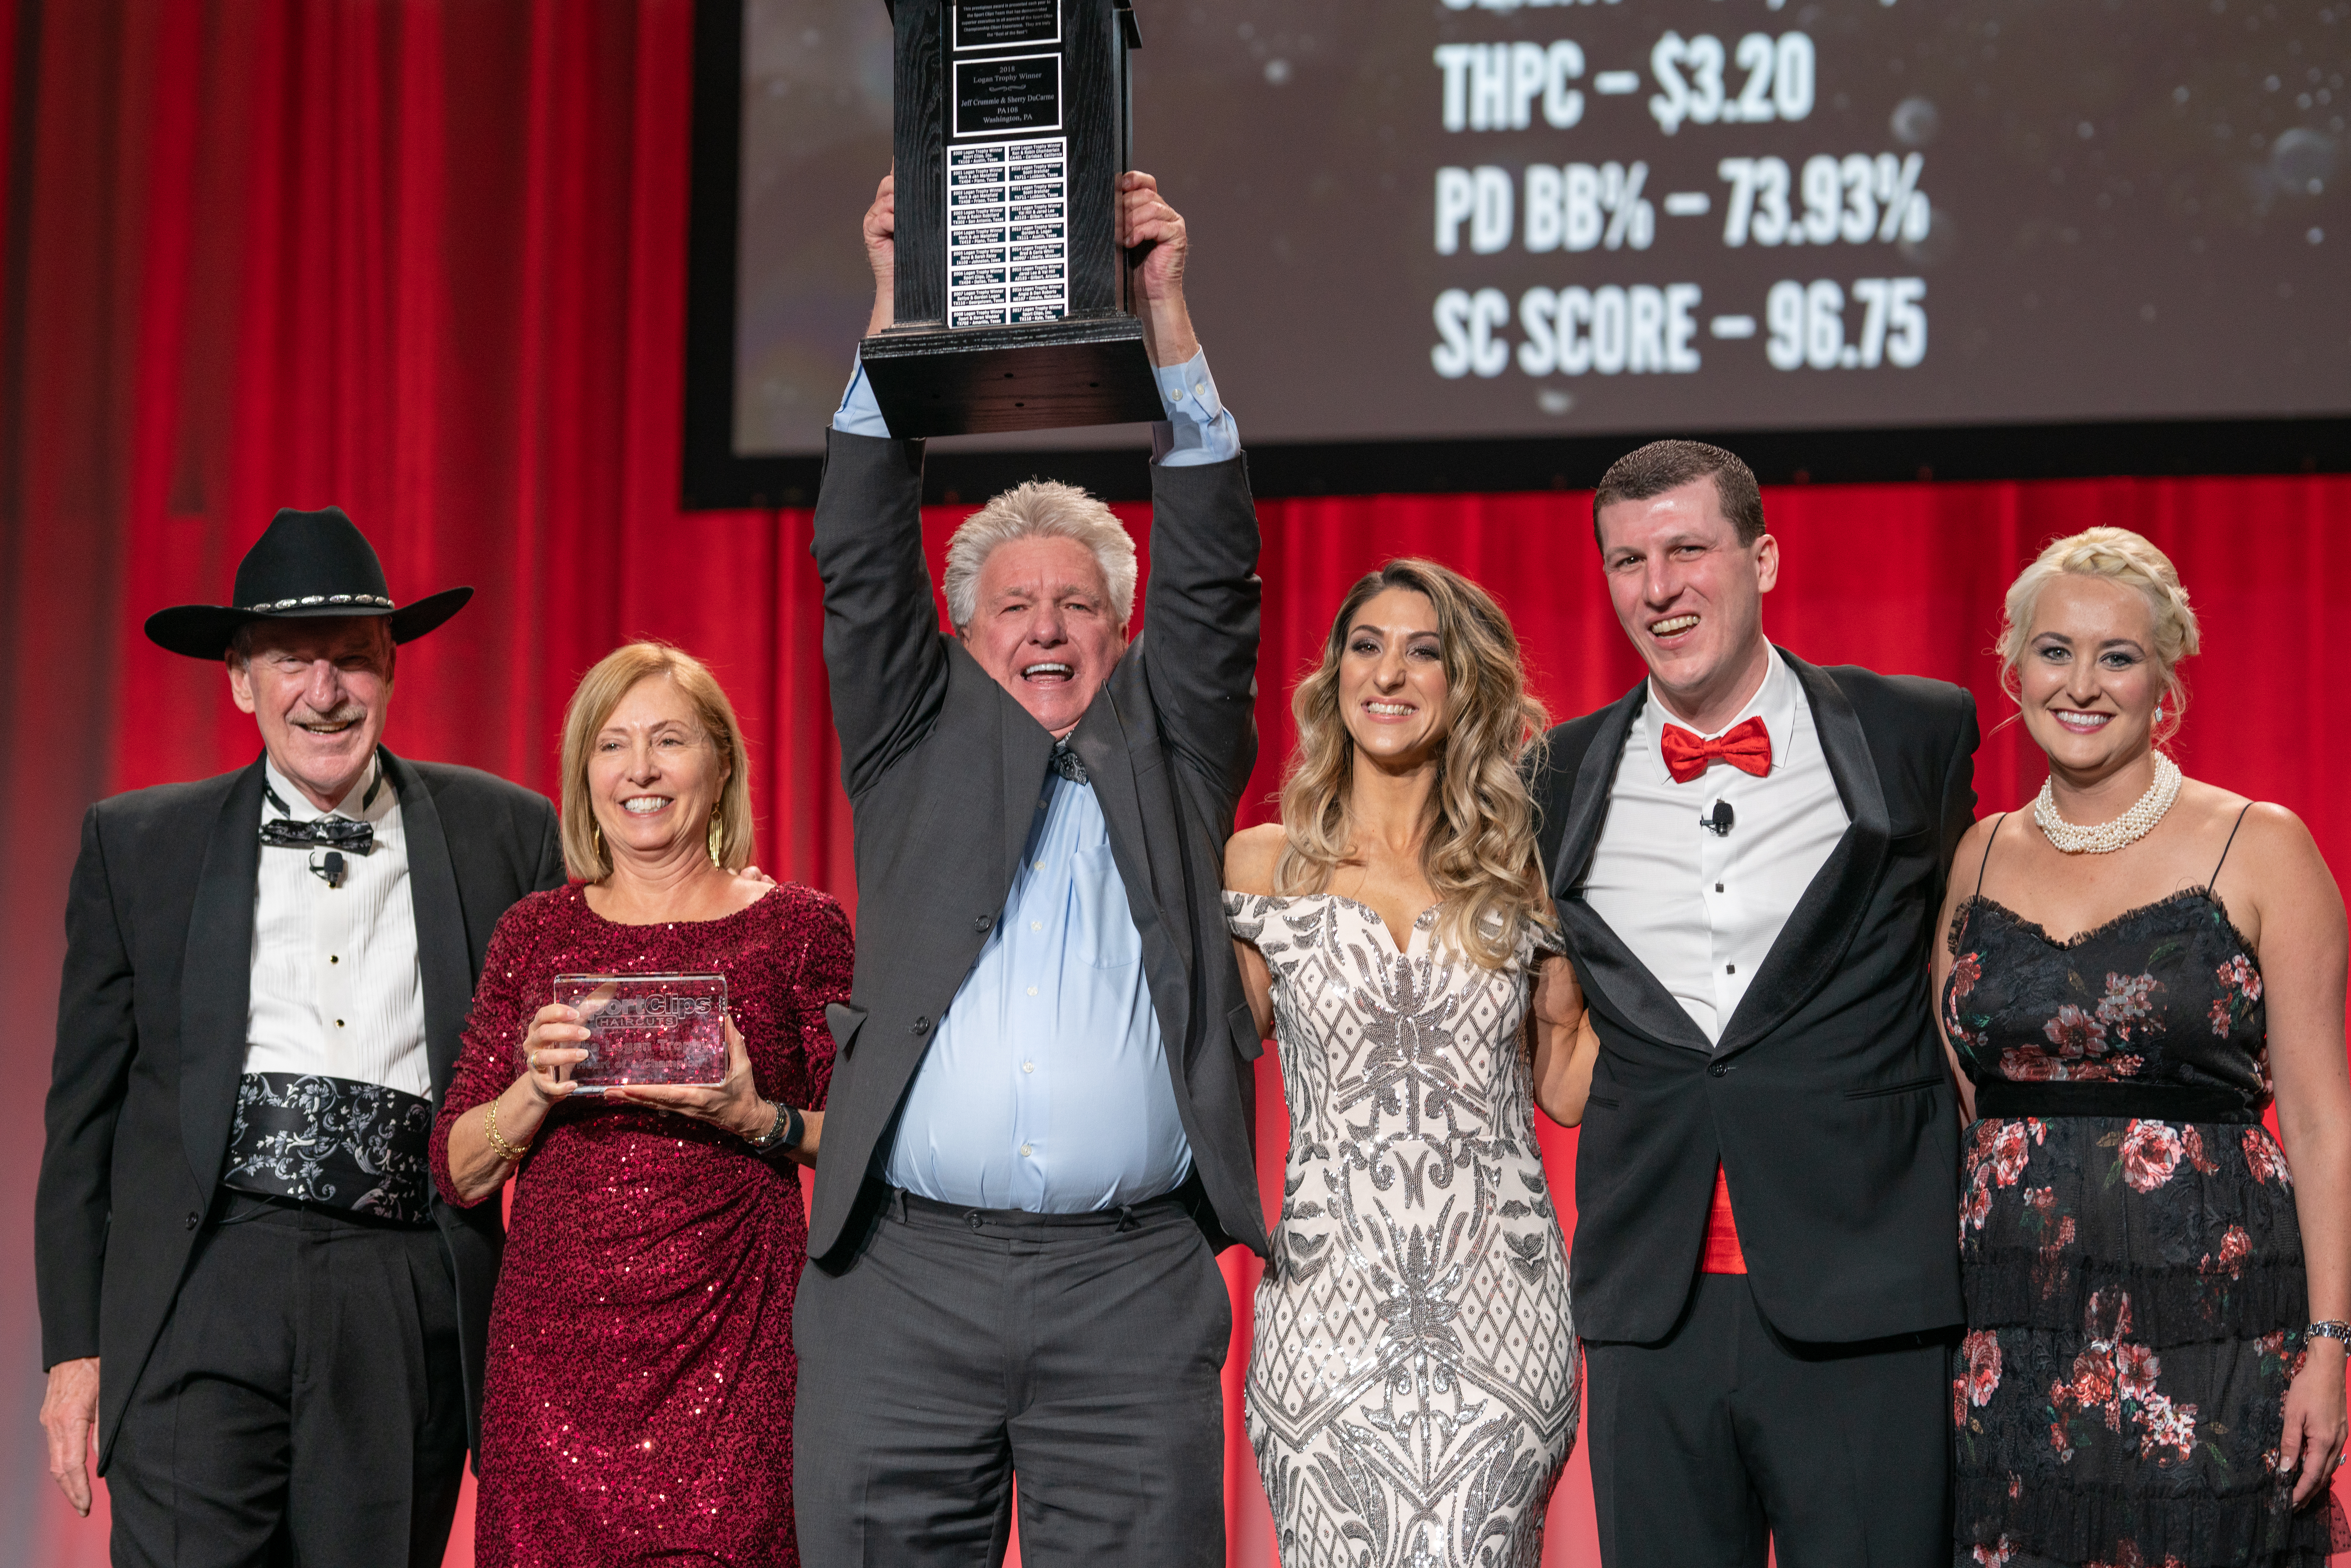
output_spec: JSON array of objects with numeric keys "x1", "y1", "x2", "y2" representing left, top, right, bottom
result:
[{"x1": 2033, "y1": 750, "x2": 2182, "y2": 855}]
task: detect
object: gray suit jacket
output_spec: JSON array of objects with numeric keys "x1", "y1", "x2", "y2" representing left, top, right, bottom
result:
[{"x1": 807, "y1": 429, "x2": 1271, "y2": 1269}]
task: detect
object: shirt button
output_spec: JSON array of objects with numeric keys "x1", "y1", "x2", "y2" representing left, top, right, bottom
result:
[
  {"x1": 1026, "y1": 986, "x2": 1038, "y2": 997},
  {"x1": 1020, "y1": 1143, "x2": 1034, "y2": 1157},
  {"x1": 1031, "y1": 921, "x2": 1043, "y2": 931},
  {"x1": 1715, "y1": 884, "x2": 1724, "y2": 894},
  {"x1": 1033, "y1": 861, "x2": 1044, "y2": 872},
  {"x1": 1171, "y1": 386, "x2": 1187, "y2": 401},
  {"x1": 336, "y1": 1019, "x2": 346, "y2": 1028},
  {"x1": 1023, "y1": 1061, "x2": 1035, "y2": 1073},
  {"x1": 329, "y1": 955, "x2": 340, "y2": 964},
  {"x1": 1194, "y1": 383, "x2": 1209, "y2": 398},
  {"x1": 1724, "y1": 964, "x2": 1735, "y2": 975}
]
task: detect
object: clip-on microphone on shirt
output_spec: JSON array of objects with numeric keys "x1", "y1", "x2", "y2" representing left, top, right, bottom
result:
[
  {"x1": 309, "y1": 849, "x2": 348, "y2": 888},
  {"x1": 1702, "y1": 800, "x2": 1735, "y2": 837}
]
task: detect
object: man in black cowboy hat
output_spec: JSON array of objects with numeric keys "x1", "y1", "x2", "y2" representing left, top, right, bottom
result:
[{"x1": 34, "y1": 508, "x2": 565, "y2": 1567}]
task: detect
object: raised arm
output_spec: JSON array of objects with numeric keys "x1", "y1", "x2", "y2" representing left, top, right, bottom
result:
[
  {"x1": 815, "y1": 172, "x2": 950, "y2": 800},
  {"x1": 1126, "y1": 173, "x2": 1260, "y2": 800}
]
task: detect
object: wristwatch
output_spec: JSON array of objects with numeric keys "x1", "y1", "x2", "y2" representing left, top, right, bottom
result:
[
  {"x1": 2309, "y1": 1320, "x2": 2351, "y2": 1349},
  {"x1": 743, "y1": 1099, "x2": 804, "y2": 1155}
]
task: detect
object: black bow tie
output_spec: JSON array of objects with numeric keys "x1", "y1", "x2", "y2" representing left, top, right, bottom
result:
[
  {"x1": 1049, "y1": 742, "x2": 1090, "y2": 785},
  {"x1": 259, "y1": 816, "x2": 374, "y2": 854},
  {"x1": 260, "y1": 773, "x2": 380, "y2": 856}
]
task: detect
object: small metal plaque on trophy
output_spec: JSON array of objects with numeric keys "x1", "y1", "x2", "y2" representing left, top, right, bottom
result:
[
  {"x1": 859, "y1": 0, "x2": 1163, "y2": 437},
  {"x1": 549, "y1": 974, "x2": 728, "y2": 1093}
]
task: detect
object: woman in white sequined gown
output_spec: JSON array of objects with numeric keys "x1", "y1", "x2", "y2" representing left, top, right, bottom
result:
[{"x1": 1225, "y1": 560, "x2": 1594, "y2": 1568}]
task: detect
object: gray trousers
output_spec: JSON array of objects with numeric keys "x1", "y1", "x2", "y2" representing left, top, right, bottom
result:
[
  {"x1": 793, "y1": 1185, "x2": 1231, "y2": 1568},
  {"x1": 105, "y1": 1195, "x2": 466, "y2": 1568},
  {"x1": 1584, "y1": 1274, "x2": 1953, "y2": 1568}
]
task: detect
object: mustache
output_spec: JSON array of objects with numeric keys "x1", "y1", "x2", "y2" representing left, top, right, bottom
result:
[{"x1": 290, "y1": 703, "x2": 369, "y2": 728}]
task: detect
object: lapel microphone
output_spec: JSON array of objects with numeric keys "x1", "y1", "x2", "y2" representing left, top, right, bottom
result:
[
  {"x1": 1703, "y1": 800, "x2": 1735, "y2": 837},
  {"x1": 311, "y1": 849, "x2": 349, "y2": 888}
]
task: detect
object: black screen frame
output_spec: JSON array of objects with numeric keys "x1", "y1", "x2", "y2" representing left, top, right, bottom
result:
[{"x1": 681, "y1": 0, "x2": 2351, "y2": 510}]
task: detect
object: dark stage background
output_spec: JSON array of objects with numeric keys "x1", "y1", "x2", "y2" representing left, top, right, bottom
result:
[{"x1": 1, "y1": 5, "x2": 2346, "y2": 1566}]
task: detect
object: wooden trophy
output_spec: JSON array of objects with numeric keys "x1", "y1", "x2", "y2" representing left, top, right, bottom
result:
[{"x1": 860, "y1": 0, "x2": 1162, "y2": 437}]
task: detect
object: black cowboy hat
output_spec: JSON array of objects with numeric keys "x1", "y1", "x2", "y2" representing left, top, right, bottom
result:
[{"x1": 143, "y1": 506, "x2": 474, "y2": 659}]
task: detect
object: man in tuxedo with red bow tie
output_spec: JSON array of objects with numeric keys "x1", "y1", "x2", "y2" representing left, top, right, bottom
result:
[{"x1": 1532, "y1": 440, "x2": 1978, "y2": 1568}]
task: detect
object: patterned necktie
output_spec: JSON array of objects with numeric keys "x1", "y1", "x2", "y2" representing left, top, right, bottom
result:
[
  {"x1": 1049, "y1": 741, "x2": 1090, "y2": 785},
  {"x1": 1659, "y1": 716, "x2": 1773, "y2": 784}
]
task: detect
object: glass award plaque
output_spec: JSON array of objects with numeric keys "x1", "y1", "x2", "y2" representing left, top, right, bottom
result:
[{"x1": 549, "y1": 973, "x2": 727, "y2": 1093}]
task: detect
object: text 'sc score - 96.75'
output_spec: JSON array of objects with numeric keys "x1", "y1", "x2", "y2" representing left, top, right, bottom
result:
[{"x1": 1427, "y1": 13, "x2": 1935, "y2": 392}]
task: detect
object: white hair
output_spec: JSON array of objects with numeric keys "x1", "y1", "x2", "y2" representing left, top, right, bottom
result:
[{"x1": 942, "y1": 480, "x2": 1137, "y2": 631}]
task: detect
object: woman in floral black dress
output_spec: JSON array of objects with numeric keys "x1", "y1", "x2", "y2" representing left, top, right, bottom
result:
[{"x1": 1935, "y1": 528, "x2": 2349, "y2": 1568}]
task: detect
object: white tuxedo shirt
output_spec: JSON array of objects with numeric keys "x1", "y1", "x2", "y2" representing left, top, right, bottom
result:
[{"x1": 1582, "y1": 650, "x2": 1849, "y2": 1046}]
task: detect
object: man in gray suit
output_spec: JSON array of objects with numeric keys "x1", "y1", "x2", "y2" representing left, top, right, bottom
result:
[{"x1": 792, "y1": 170, "x2": 1270, "y2": 1567}]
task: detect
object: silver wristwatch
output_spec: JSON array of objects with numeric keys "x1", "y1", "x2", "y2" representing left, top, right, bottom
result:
[
  {"x1": 743, "y1": 1099, "x2": 802, "y2": 1155},
  {"x1": 2309, "y1": 1320, "x2": 2351, "y2": 1350}
]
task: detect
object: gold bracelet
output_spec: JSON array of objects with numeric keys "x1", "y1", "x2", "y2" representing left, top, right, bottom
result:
[{"x1": 484, "y1": 1101, "x2": 530, "y2": 1163}]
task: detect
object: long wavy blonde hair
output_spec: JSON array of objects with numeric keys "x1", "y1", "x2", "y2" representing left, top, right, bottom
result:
[{"x1": 1275, "y1": 559, "x2": 1553, "y2": 969}]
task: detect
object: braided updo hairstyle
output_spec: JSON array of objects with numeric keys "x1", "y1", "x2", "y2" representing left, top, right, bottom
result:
[{"x1": 1997, "y1": 527, "x2": 2201, "y2": 743}]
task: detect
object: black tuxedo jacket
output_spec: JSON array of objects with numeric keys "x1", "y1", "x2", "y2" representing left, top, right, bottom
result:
[
  {"x1": 36, "y1": 750, "x2": 564, "y2": 1465},
  {"x1": 806, "y1": 429, "x2": 1271, "y2": 1270},
  {"x1": 1533, "y1": 650, "x2": 1977, "y2": 1344}
]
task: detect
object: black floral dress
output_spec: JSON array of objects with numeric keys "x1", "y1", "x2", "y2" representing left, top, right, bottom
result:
[{"x1": 1942, "y1": 814, "x2": 2348, "y2": 1568}]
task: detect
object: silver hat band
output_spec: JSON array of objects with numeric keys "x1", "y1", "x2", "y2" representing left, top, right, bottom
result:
[{"x1": 240, "y1": 593, "x2": 396, "y2": 612}]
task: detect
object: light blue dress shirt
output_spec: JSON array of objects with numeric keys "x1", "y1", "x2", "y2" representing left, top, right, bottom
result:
[
  {"x1": 883, "y1": 760, "x2": 1193, "y2": 1211},
  {"x1": 833, "y1": 346, "x2": 1241, "y2": 465}
]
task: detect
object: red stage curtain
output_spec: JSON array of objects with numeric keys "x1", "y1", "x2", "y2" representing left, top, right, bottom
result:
[{"x1": 2, "y1": 5, "x2": 2346, "y2": 1566}]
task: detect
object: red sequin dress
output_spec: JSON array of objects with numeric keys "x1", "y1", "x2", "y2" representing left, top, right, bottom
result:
[{"x1": 431, "y1": 881, "x2": 851, "y2": 1568}]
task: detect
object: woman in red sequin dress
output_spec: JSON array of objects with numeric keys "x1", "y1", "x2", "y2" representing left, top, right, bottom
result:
[{"x1": 433, "y1": 644, "x2": 851, "y2": 1568}]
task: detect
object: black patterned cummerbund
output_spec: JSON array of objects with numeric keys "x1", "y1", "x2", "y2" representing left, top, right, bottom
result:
[
  {"x1": 220, "y1": 1071, "x2": 437, "y2": 1225},
  {"x1": 1974, "y1": 1079, "x2": 2259, "y2": 1125}
]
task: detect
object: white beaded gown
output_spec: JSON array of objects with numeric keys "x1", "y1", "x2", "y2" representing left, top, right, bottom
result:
[{"x1": 1224, "y1": 892, "x2": 1579, "y2": 1568}]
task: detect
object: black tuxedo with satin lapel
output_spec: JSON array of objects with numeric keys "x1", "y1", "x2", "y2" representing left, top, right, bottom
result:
[
  {"x1": 1534, "y1": 649, "x2": 1978, "y2": 1345},
  {"x1": 36, "y1": 749, "x2": 564, "y2": 1468}
]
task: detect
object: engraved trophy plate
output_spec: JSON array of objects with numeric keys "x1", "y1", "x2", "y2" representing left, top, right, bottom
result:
[{"x1": 549, "y1": 973, "x2": 727, "y2": 1093}]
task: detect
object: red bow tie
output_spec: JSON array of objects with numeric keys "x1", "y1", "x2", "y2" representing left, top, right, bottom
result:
[{"x1": 1661, "y1": 716, "x2": 1773, "y2": 784}]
